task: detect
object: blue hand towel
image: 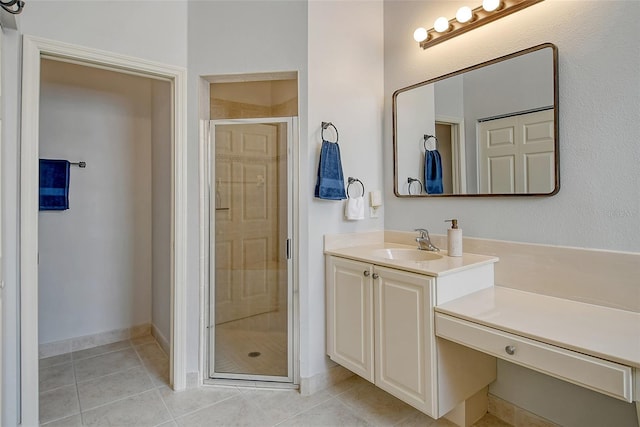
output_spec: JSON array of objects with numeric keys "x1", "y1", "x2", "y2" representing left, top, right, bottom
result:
[
  {"x1": 315, "y1": 140, "x2": 347, "y2": 200},
  {"x1": 424, "y1": 149, "x2": 443, "y2": 195},
  {"x1": 39, "y1": 159, "x2": 70, "y2": 210}
]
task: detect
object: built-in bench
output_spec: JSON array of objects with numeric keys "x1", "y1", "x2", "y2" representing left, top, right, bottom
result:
[{"x1": 434, "y1": 286, "x2": 640, "y2": 424}]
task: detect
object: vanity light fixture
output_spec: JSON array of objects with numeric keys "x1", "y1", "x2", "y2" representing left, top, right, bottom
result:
[
  {"x1": 1, "y1": 0, "x2": 25, "y2": 14},
  {"x1": 414, "y1": 0, "x2": 543, "y2": 49}
]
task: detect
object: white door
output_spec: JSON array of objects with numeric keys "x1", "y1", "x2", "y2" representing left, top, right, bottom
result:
[
  {"x1": 214, "y1": 123, "x2": 281, "y2": 324},
  {"x1": 326, "y1": 256, "x2": 374, "y2": 382},
  {"x1": 478, "y1": 109, "x2": 555, "y2": 194}
]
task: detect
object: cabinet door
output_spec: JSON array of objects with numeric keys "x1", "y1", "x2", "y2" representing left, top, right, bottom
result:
[
  {"x1": 374, "y1": 266, "x2": 436, "y2": 415},
  {"x1": 326, "y1": 256, "x2": 374, "y2": 382}
]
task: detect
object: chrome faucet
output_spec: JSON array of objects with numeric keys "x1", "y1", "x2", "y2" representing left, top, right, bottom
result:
[{"x1": 414, "y1": 228, "x2": 439, "y2": 252}]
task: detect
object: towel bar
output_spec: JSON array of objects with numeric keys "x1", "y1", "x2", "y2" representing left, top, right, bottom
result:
[{"x1": 71, "y1": 161, "x2": 86, "y2": 168}]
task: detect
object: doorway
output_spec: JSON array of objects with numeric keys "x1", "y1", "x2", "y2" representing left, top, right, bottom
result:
[
  {"x1": 435, "y1": 117, "x2": 467, "y2": 194},
  {"x1": 208, "y1": 119, "x2": 294, "y2": 383},
  {"x1": 20, "y1": 36, "x2": 187, "y2": 425}
]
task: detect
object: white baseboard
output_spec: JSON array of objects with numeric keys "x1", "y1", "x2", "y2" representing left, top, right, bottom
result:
[
  {"x1": 39, "y1": 323, "x2": 151, "y2": 359},
  {"x1": 151, "y1": 323, "x2": 170, "y2": 356}
]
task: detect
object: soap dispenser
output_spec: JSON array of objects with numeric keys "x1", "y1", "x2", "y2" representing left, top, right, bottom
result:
[{"x1": 445, "y1": 219, "x2": 462, "y2": 257}]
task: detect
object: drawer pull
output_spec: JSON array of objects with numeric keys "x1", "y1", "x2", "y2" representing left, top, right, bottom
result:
[
  {"x1": 505, "y1": 345, "x2": 516, "y2": 355},
  {"x1": 363, "y1": 270, "x2": 370, "y2": 277},
  {"x1": 372, "y1": 273, "x2": 380, "y2": 279}
]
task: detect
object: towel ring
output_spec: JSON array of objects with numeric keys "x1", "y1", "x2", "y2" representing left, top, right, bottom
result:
[
  {"x1": 321, "y1": 121, "x2": 339, "y2": 143},
  {"x1": 347, "y1": 177, "x2": 365, "y2": 198},
  {"x1": 407, "y1": 177, "x2": 423, "y2": 195},
  {"x1": 423, "y1": 134, "x2": 438, "y2": 151}
]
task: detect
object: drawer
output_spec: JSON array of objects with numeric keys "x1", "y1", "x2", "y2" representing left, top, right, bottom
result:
[{"x1": 435, "y1": 313, "x2": 634, "y2": 402}]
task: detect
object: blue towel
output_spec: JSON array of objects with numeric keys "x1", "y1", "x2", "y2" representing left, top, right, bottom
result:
[
  {"x1": 314, "y1": 140, "x2": 347, "y2": 200},
  {"x1": 39, "y1": 159, "x2": 70, "y2": 210},
  {"x1": 424, "y1": 149, "x2": 443, "y2": 194}
]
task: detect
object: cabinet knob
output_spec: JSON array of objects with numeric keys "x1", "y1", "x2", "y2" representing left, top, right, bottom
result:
[
  {"x1": 505, "y1": 345, "x2": 516, "y2": 355},
  {"x1": 372, "y1": 273, "x2": 379, "y2": 279},
  {"x1": 363, "y1": 270, "x2": 370, "y2": 277}
]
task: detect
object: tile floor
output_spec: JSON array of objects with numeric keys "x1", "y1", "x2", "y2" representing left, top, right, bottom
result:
[{"x1": 40, "y1": 335, "x2": 511, "y2": 426}]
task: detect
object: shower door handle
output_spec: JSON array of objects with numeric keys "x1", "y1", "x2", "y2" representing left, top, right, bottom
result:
[{"x1": 286, "y1": 238, "x2": 292, "y2": 260}]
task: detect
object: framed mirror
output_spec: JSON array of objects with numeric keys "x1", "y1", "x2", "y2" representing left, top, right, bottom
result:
[{"x1": 393, "y1": 43, "x2": 558, "y2": 197}]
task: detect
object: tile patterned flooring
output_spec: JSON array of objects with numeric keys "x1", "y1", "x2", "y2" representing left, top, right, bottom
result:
[{"x1": 40, "y1": 335, "x2": 510, "y2": 426}]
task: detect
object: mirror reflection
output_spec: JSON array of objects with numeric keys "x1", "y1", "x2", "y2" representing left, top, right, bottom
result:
[{"x1": 393, "y1": 43, "x2": 558, "y2": 197}]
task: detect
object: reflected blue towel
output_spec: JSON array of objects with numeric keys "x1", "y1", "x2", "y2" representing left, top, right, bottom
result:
[
  {"x1": 39, "y1": 159, "x2": 70, "y2": 210},
  {"x1": 424, "y1": 150, "x2": 443, "y2": 194},
  {"x1": 314, "y1": 140, "x2": 347, "y2": 200}
]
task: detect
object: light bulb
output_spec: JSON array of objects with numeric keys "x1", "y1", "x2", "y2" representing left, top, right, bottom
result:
[
  {"x1": 434, "y1": 17, "x2": 450, "y2": 33},
  {"x1": 482, "y1": 0, "x2": 501, "y2": 12},
  {"x1": 456, "y1": 6, "x2": 473, "y2": 23},
  {"x1": 413, "y1": 27, "x2": 428, "y2": 42}
]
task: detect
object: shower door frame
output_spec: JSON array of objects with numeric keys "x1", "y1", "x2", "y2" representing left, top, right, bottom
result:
[{"x1": 203, "y1": 117, "x2": 298, "y2": 385}]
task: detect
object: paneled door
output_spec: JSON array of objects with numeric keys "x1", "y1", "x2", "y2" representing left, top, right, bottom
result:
[
  {"x1": 209, "y1": 119, "x2": 293, "y2": 381},
  {"x1": 479, "y1": 109, "x2": 555, "y2": 194},
  {"x1": 214, "y1": 123, "x2": 280, "y2": 324}
]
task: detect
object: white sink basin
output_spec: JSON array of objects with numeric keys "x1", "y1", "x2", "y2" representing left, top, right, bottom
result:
[{"x1": 373, "y1": 248, "x2": 442, "y2": 262}]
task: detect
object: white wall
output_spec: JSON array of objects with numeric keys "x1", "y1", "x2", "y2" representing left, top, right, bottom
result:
[
  {"x1": 306, "y1": 0, "x2": 384, "y2": 379},
  {"x1": 38, "y1": 60, "x2": 153, "y2": 344},
  {"x1": 2, "y1": 3, "x2": 187, "y2": 424},
  {"x1": 1, "y1": 25, "x2": 22, "y2": 427},
  {"x1": 151, "y1": 80, "x2": 172, "y2": 348},
  {"x1": 384, "y1": 1, "x2": 640, "y2": 425}
]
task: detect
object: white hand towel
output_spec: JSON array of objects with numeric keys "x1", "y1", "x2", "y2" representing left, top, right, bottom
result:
[{"x1": 345, "y1": 197, "x2": 365, "y2": 220}]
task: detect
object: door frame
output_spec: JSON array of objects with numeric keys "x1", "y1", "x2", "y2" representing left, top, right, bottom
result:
[
  {"x1": 435, "y1": 115, "x2": 466, "y2": 194},
  {"x1": 200, "y1": 117, "x2": 299, "y2": 386},
  {"x1": 20, "y1": 35, "x2": 188, "y2": 425}
]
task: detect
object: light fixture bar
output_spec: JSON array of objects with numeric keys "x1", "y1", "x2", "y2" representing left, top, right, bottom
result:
[{"x1": 419, "y1": 0, "x2": 543, "y2": 50}]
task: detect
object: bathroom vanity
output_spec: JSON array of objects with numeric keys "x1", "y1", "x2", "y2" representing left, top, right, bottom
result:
[
  {"x1": 435, "y1": 287, "x2": 640, "y2": 422},
  {"x1": 325, "y1": 232, "x2": 640, "y2": 426},
  {"x1": 325, "y1": 238, "x2": 500, "y2": 425}
]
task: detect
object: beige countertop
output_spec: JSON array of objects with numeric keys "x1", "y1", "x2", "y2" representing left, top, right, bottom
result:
[
  {"x1": 435, "y1": 286, "x2": 640, "y2": 368},
  {"x1": 324, "y1": 242, "x2": 498, "y2": 277}
]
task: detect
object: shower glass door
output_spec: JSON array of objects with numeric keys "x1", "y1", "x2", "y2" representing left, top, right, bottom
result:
[{"x1": 209, "y1": 119, "x2": 293, "y2": 382}]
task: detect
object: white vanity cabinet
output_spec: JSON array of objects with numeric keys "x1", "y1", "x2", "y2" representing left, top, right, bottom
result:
[{"x1": 326, "y1": 255, "x2": 497, "y2": 421}]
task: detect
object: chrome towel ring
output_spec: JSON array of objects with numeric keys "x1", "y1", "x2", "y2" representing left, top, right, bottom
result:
[
  {"x1": 321, "y1": 121, "x2": 339, "y2": 143},
  {"x1": 407, "y1": 177, "x2": 423, "y2": 195},
  {"x1": 423, "y1": 134, "x2": 438, "y2": 151},
  {"x1": 347, "y1": 177, "x2": 365, "y2": 198}
]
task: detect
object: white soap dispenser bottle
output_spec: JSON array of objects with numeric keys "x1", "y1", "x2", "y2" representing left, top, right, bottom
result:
[{"x1": 445, "y1": 219, "x2": 463, "y2": 257}]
